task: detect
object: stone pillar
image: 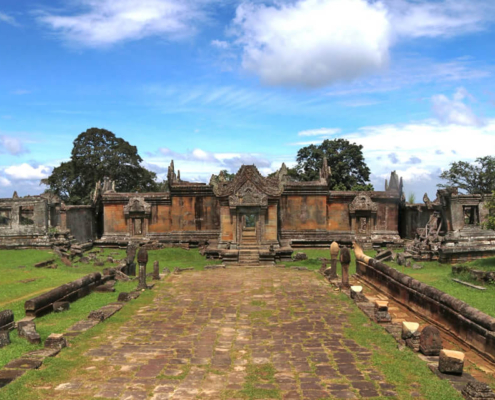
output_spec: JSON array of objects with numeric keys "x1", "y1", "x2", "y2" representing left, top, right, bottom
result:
[
  {"x1": 153, "y1": 260, "x2": 160, "y2": 280},
  {"x1": 340, "y1": 246, "x2": 351, "y2": 289},
  {"x1": 137, "y1": 248, "x2": 149, "y2": 290},
  {"x1": 328, "y1": 241, "x2": 339, "y2": 279},
  {"x1": 0, "y1": 330, "x2": 10, "y2": 348},
  {"x1": 125, "y1": 243, "x2": 137, "y2": 276}
]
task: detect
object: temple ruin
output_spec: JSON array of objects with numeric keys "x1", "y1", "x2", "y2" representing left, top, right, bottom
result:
[{"x1": 1, "y1": 160, "x2": 495, "y2": 264}]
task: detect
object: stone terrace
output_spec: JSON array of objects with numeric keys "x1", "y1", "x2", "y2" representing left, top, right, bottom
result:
[{"x1": 49, "y1": 268, "x2": 401, "y2": 399}]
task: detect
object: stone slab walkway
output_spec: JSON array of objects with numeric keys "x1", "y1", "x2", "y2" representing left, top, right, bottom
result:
[{"x1": 49, "y1": 268, "x2": 400, "y2": 399}]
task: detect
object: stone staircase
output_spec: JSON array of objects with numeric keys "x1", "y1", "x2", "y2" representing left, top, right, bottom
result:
[{"x1": 238, "y1": 227, "x2": 259, "y2": 265}]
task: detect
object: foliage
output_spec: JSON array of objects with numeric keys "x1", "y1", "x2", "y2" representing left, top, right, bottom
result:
[
  {"x1": 220, "y1": 169, "x2": 236, "y2": 181},
  {"x1": 41, "y1": 128, "x2": 158, "y2": 204},
  {"x1": 289, "y1": 139, "x2": 373, "y2": 190},
  {"x1": 438, "y1": 156, "x2": 495, "y2": 194},
  {"x1": 484, "y1": 191, "x2": 495, "y2": 230},
  {"x1": 407, "y1": 192, "x2": 416, "y2": 204}
]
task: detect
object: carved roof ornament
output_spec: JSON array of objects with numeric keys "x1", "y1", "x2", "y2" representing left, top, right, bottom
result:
[
  {"x1": 167, "y1": 160, "x2": 178, "y2": 184},
  {"x1": 124, "y1": 197, "x2": 151, "y2": 216},
  {"x1": 349, "y1": 194, "x2": 378, "y2": 214},
  {"x1": 229, "y1": 181, "x2": 268, "y2": 209},
  {"x1": 212, "y1": 165, "x2": 284, "y2": 198},
  {"x1": 319, "y1": 156, "x2": 331, "y2": 184}
]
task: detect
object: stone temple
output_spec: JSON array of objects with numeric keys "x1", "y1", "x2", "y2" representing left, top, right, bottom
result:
[{"x1": 1, "y1": 160, "x2": 495, "y2": 264}]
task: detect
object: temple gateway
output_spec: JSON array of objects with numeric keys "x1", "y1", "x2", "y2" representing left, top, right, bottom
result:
[{"x1": 2, "y1": 160, "x2": 495, "y2": 265}]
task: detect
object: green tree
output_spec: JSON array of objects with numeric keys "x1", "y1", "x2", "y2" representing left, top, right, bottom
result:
[
  {"x1": 484, "y1": 191, "x2": 495, "y2": 230},
  {"x1": 438, "y1": 156, "x2": 495, "y2": 194},
  {"x1": 407, "y1": 193, "x2": 416, "y2": 204},
  {"x1": 289, "y1": 139, "x2": 373, "y2": 190},
  {"x1": 219, "y1": 170, "x2": 236, "y2": 181},
  {"x1": 42, "y1": 128, "x2": 158, "y2": 204}
]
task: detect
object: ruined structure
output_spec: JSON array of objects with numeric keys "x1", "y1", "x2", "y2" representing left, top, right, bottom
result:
[
  {"x1": 0, "y1": 192, "x2": 95, "y2": 249},
  {"x1": 402, "y1": 188, "x2": 495, "y2": 262},
  {"x1": 96, "y1": 161, "x2": 402, "y2": 264}
]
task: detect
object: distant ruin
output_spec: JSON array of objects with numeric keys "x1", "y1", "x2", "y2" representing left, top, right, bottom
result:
[{"x1": 1, "y1": 161, "x2": 495, "y2": 264}]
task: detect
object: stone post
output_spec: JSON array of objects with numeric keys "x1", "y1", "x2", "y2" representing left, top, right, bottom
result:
[
  {"x1": 340, "y1": 246, "x2": 351, "y2": 289},
  {"x1": 137, "y1": 248, "x2": 149, "y2": 290},
  {"x1": 153, "y1": 260, "x2": 160, "y2": 280},
  {"x1": 329, "y1": 241, "x2": 339, "y2": 279},
  {"x1": 125, "y1": 243, "x2": 137, "y2": 276}
]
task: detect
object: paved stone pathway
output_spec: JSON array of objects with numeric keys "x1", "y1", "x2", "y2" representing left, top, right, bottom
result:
[{"x1": 50, "y1": 268, "x2": 399, "y2": 399}]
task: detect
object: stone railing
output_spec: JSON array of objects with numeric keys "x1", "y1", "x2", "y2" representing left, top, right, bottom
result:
[{"x1": 353, "y1": 242, "x2": 495, "y2": 362}]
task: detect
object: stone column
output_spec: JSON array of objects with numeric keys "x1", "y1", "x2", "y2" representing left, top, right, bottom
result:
[
  {"x1": 340, "y1": 246, "x2": 351, "y2": 289},
  {"x1": 137, "y1": 248, "x2": 149, "y2": 290},
  {"x1": 329, "y1": 241, "x2": 339, "y2": 279},
  {"x1": 153, "y1": 260, "x2": 160, "y2": 280}
]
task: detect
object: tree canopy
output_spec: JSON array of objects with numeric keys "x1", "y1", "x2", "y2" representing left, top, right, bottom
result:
[
  {"x1": 438, "y1": 156, "x2": 495, "y2": 194},
  {"x1": 42, "y1": 128, "x2": 158, "y2": 204},
  {"x1": 288, "y1": 139, "x2": 373, "y2": 191}
]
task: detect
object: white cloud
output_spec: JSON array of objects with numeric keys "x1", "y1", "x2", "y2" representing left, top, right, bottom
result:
[
  {"x1": 298, "y1": 128, "x2": 341, "y2": 137},
  {"x1": 0, "y1": 176, "x2": 11, "y2": 187},
  {"x1": 230, "y1": 0, "x2": 495, "y2": 88},
  {"x1": 211, "y1": 39, "x2": 230, "y2": 49},
  {"x1": 4, "y1": 163, "x2": 51, "y2": 180},
  {"x1": 232, "y1": 0, "x2": 391, "y2": 88},
  {"x1": 37, "y1": 0, "x2": 210, "y2": 47},
  {"x1": 0, "y1": 12, "x2": 19, "y2": 26},
  {"x1": 432, "y1": 87, "x2": 483, "y2": 126},
  {"x1": 0, "y1": 136, "x2": 29, "y2": 156}
]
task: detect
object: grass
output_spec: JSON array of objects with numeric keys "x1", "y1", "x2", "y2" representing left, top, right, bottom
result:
[
  {"x1": 341, "y1": 292, "x2": 463, "y2": 400},
  {"x1": 147, "y1": 247, "x2": 221, "y2": 271},
  {"x1": 225, "y1": 363, "x2": 281, "y2": 400}
]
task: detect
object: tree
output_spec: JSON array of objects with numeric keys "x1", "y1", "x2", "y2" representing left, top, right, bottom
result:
[
  {"x1": 483, "y1": 191, "x2": 495, "y2": 230},
  {"x1": 42, "y1": 128, "x2": 158, "y2": 204},
  {"x1": 289, "y1": 139, "x2": 373, "y2": 191},
  {"x1": 219, "y1": 170, "x2": 236, "y2": 181},
  {"x1": 438, "y1": 156, "x2": 495, "y2": 194}
]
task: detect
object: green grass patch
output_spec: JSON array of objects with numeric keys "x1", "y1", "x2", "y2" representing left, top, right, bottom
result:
[
  {"x1": 341, "y1": 293, "x2": 462, "y2": 400},
  {"x1": 232, "y1": 363, "x2": 281, "y2": 400},
  {"x1": 250, "y1": 300, "x2": 266, "y2": 307},
  {"x1": 0, "y1": 283, "x2": 157, "y2": 400},
  {"x1": 147, "y1": 248, "x2": 221, "y2": 271}
]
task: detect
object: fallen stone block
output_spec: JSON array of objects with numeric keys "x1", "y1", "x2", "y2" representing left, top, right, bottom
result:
[
  {"x1": 162, "y1": 267, "x2": 170, "y2": 275},
  {"x1": 117, "y1": 292, "x2": 131, "y2": 302},
  {"x1": 88, "y1": 304, "x2": 123, "y2": 322},
  {"x1": 401, "y1": 322, "x2": 420, "y2": 340},
  {"x1": 204, "y1": 265, "x2": 226, "y2": 270},
  {"x1": 94, "y1": 281, "x2": 116, "y2": 293},
  {"x1": 94, "y1": 260, "x2": 104, "y2": 267},
  {"x1": 374, "y1": 300, "x2": 392, "y2": 323},
  {"x1": 45, "y1": 333, "x2": 67, "y2": 350},
  {"x1": 24, "y1": 347, "x2": 61, "y2": 358},
  {"x1": 420, "y1": 325, "x2": 443, "y2": 356},
  {"x1": 0, "y1": 330, "x2": 10, "y2": 348},
  {"x1": 438, "y1": 349, "x2": 464, "y2": 375},
  {"x1": 350, "y1": 286, "x2": 366, "y2": 302},
  {"x1": 4, "y1": 358, "x2": 43, "y2": 370},
  {"x1": 293, "y1": 252, "x2": 307, "y2": 261},
  {"x1": 375, "y1": 250, "x2": 392, "y2": 262},
  {"x1": 53, "y1": 301, "x2": 70, "y2": 313},
  {"x1": 462, "y1": 381, "x2": 495, "y2": 399},
  {"x1": 129, "y1": 291, "x2": 141, "y2": 300},
  {"x1": 67, "y1": 319, "x2": 99, "y2": 333},
  {"x1": 34, "y1": 259, "x2": 56, "y2": 268},
  {"x1": 79, "y1": 257, "x2": 90, "y2": 264},
  {"x1": 18, "y1": 321, "x2": 41, "y2": 344},
  {"x1": 0, "y1": 309, "x2": 14, "y2": 331},
  {"x1": 0, "y1": 369, "x2": 26, "y2": 388},
  {"x1": 406, "y1": 332, "x2": 421, "y2": 352},
  {"x1": 60, "y1": 257, "x2": 73, "y2": 267}
]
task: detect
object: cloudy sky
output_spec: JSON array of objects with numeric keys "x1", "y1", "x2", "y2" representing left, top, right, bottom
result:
[{"x1": 1, "y1": 0, "x2": 494, "y2": 199}]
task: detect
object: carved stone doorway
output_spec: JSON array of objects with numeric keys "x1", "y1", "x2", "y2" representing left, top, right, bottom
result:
[{"x1": 237, "y1": 207, "x2": 261, "y2": 245}]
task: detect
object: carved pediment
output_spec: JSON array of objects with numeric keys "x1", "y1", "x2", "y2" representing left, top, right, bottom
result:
[
  {"x1": 124, "y1": 197, "x2": 151, "y2": 216},
  {"x1": 229, "y1": 181, "x2": 268, "y2": 208},
  {"x1": 213, "y1": 165, "x2": 283, "y2": 198},
  {"x1": 349, "y1": 194, "x2": 378, "y2": 214}
]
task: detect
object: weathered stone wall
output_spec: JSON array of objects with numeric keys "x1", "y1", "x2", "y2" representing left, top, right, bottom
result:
[
  {"x1": 400, "y1": 204, "x2": 434, "y2": 239},
  {"x1": 66, "y1": 206, "x2": 95, "y2": 243},
  {"x1": 280, "y1": 195, "x2": 327, "y2": 231},
  {"x1": 357, "y1": 257, "x2": 495, "y2": 362}
]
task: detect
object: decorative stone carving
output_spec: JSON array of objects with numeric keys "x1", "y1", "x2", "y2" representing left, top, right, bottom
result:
[
  {"x1": 349, "y1": 194, "x2": 378, "y2": 214},
  {"x1": 229, "y1": 181, "x2": 268, "y2": 208},
  {"x1": 124, "y1": 197, "x2": 151, "y2": 216}
]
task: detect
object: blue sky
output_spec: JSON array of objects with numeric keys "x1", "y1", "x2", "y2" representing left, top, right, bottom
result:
[{"x1": 1, "y1": 0, "x2": 494, "y2": 200}]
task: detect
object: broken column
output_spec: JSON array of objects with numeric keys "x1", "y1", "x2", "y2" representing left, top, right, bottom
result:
[
  {"x1": 402, "y1": 322, "x2": 420, "y2": 351},
  {"x1": 350, "y1": 286, "x2": 366, "y2": 302},
  {"x1": 419, "y1": 325, "x2": 443, "y2": 356},
  {"x1": 374, "y1": 300, "x2": 392, "y2": 323},
  {"x1": 0, "y1": 310, "x2": 14, "y2": 331},
  {"x1": 438, "y1": 349, "x2": 465, "y2": 375},
  {"x1": 18, "y1": 321, "x2": 41, "y2": 344},
  {"x1": 340, "y1": 246, "x2": 351, "y2": 289},
  {"x1": 137, "y1": 247, "x2": 149, "y2": 290},
  {"x1": 153, "y1": 260, "x2": 160, "y2": 280}
]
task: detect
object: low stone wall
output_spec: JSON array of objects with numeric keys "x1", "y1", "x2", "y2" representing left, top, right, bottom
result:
[{"x1": 356, "y1": 255, "x2": 495, "y2": 362}]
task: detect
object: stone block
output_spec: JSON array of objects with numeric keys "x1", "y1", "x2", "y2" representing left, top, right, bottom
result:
[
  {"x1": 412, "y1": 264, "x2": 423, "y2": 270},
  {"x1": 294, "y1": 252, "x2": 307, "y2": 261},
  {"x1": 4, "y1": 358, "x2": 43, "y2": 370},
  {"x1": 438, "y1": 349, "x2": 464, "y2": 375},
  {"x1": 462, "y1": 381, "x2": 495, "y2": 399},
  {"x1": 18, "y1": 321, "x2": 41, "y2": 344},
  {"x1": 420, "y1": 325, "x2": 443, "y2": 356},
  {"x1": 401, "y1": 322, "x2": 420, "y2": 340},
  {"x1": 53, "y1": 301, "x2": 70, "y2": 313},
  {"x1": 350, "y1": 286, "x2": 366, "y2": 302},
  {"x1": 117, "y1": 292, "x2": 131, "y2": 302},
  {"x1": 374, "y1": 301, "x2": 391, "y2": 323},
  {"x1": 0, "y1": 309, "x2": 14, "y2": 330},
  {"x1": 0, "y1": 369, "x2": 26, "y2": 388},
  {"x1": 0, "y1": 330, "x2": 10, "y2": 348},
  {"x1": 375, "y1": 250, "x2": 392, "y2": 262},
  {"x1": 405, "y1": 332, "x2": 421, "y2": 352},
  {"x1": 45, "y1": 333, "x2": 67, "y2": 350}
]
